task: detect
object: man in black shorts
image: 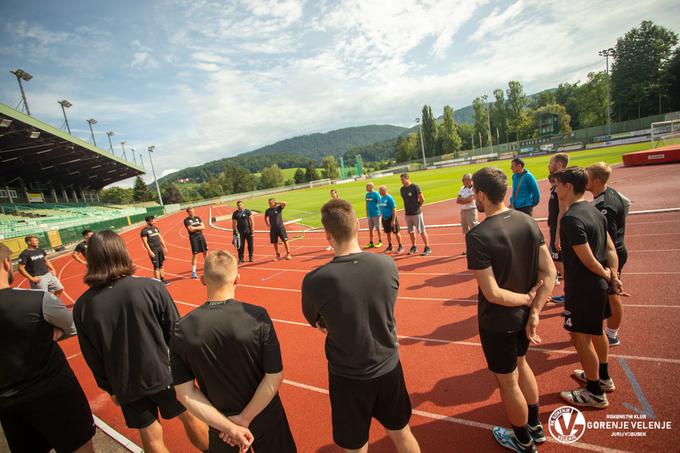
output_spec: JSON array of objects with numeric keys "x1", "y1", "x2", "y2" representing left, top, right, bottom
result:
[
  {"x1": 72, "y1": 229, "x2": 93, "y2": 265},
  {"x1": 466, "y1": 167, "x2": 556, "y2": 453},
  {"x1": 141, "y1": 215, "x2": 169, "y2": 284},
  {"x1": 74, "y1": 230, "x2": 208, "y2": 452},
  {"x1": 184, "y1": 207, "x2": 208, "y2": 279},
  {"x1": 0, "y1": 243, "x2": 96, "y2": 453},
  {"x1": 231, "y1": 200, "x2": 254, "y2": 263},
  {"x1": 302, "y1": 199, "x2": 420, "y2": 453},
  {"x1": 587, "y1": 162, "x2": 630, "y2": 347},
  {"x1": 547, "y1": 153, "x2": 569, "y2": 303},
  {"x1": 18, "y1": 234, "x2": 64, "y2": 296},
  {"x1": 554, "y1": 167, "x2": 624, "y2": 409},
  {"x1": 172, "y1": 250, "x2": 296, "y2": 452},
  {"x1": 378, "y1": 185, "x2": 404, "y2": 254},
  {"x1": 265, "y1": 198, "x2": 292, "y2": 260}
]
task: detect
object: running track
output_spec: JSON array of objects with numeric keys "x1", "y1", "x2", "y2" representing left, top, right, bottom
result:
[{"x1": 14, "y1": 162, "x2": 680, "y2": 452}]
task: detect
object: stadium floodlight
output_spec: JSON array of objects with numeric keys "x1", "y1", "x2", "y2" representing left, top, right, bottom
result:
[
  {"x1": 58, "y1": 99, "x2": 72, "y2": 134},
  {"x1": 131, "y1": 147, "x2": 137, "y2": 164},
  {"x1": 10, "y1": 69, "x2": 33, "y2": 116},
  {"x1": 147, "y1": 145, "x2": 164, "y2": 206},
  {"x1": 86, "y1": 118, "x2": 97, "y2": 146},
  {"x1": 415, "y1": 117, "x2": 426, "y2": 168},
  {"x1": 29, "y1": 130, "x2": 40, "y2": 139},
  {"x1": 120, "y1": 141, "x2": 128, "y2": 160},
  {"x1": 481, "y1": 94, "x2": 494, "y2": 156},
  {"x1": 0, "y1": 119, "x2": 11, "y2": 128},
  {"x1": 598, "y1": 48, "x2": 615, "y2": 136},
  {"x1": 106, "y1": 131, "x2": 115, "y2": 155}
]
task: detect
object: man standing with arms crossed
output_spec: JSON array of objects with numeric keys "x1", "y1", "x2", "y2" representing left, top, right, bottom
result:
[
  {"x1": 184, "y1": 207, "x2": 209, "y2": 279},
  {"x1": 364, "y1": 182, "x2": 383, "y2": 249},
  {"x1": 265, "y1": 198, "x2": 292, "y2": 260},
  {"x1": 302, "y1": 199, "x2": 420, "y2": 453},
  {"x1": 547, "y1": 153, "x2": 570, "y2": 303},
  {"x1": 509, "y1": 158, "x2": 540, "y2": 216},
  {"x1": 141, "y1": 215, "x2": 170, "y2": 284},
  {"x1": 379, "y1": 185, "x2": 404, "y2": 254},
  {"x1": 466, "y1": 167, "x2": 556, "y2": 453},
  {"x1": 399, "y1": 173, "x2": 431, "y2": 256},
  {"x1": 587, "y1": 162, "x2": 630, "y2": 347},
  {"x1": 18, "y1": 234, "x2": 64, "y2": 296},
  {"x1": 232, "y1": 201, "x2": 255, "y2": 263},
  {"x1": 72, "y1": 229, "x2": 93, "y2": 265},
  {"x1": 456, "y1": 173, "x2": 478, "y2": 253},
  {"x1": 172, "y1": 250, "x2": 296, "y2": 453}
]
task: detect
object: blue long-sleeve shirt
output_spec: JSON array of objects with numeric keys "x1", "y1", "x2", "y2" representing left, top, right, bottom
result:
[{"x1": 510, "y1": 170, "x2": 540, "y2": 209}]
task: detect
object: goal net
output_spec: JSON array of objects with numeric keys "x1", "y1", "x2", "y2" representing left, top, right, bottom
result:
[{"x1": 651, "y1": 119, "x2": 680, "y2": 147}]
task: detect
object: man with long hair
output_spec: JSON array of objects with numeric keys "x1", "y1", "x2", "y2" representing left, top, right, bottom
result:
[{"x1": 74, "y1": 231, "x2": 209, "y2": 453}]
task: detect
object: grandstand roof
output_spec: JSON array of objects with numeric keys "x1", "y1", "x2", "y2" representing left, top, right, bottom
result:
[{"x1": 0, "y1": 103, "x2": 144, "y2": 190}]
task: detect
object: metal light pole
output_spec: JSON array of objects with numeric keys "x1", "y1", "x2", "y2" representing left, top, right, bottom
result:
[
  {"x1": 139, "y1": 153, "x2": 144, "y2": 168},
  {"x1": 416, "y1": 117, "x2": 427, "y2": 168},
  {"x1": 58, "y1": 100, "x2": 72, "y2": 134},
  {"x1": 481, "y1": 94, "x2": 493, "y2": 156},
  {"x1": 131, "y1": 147, "x2": 137, "y2": 164},
  {"x1": 10, "y1": 69, "x2": 32, "y2": 116},
  {"x1": 147, "y1": 146, "x2": 164, "y2": 206},
  {"x1": 86, "y1": 118, "x2": 97, "y2": 146},
  {"x1": 106, "y1": 131, "x2": 115, "y2": 155},
  {"x1": 120, "y1": 141, "x2": 128, "y2": 160},
  {"x1": 599, "y1": 48, "x2": 615, "y2": 136}
]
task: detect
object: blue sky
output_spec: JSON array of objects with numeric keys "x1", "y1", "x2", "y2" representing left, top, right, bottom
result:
[{"x1": 2, "y1": 0, "x2": 679, "y2": 187}]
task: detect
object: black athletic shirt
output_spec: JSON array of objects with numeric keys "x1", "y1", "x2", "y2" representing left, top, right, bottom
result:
[
  {"x1": 466, "y1": 210, "x2": 544, "y2": 332},
  {"x1": 400, "y1": 184, "x2": 422, "y2": 215},
  {"x1": 74, "y1": 240, "x2": 88, "y2": 257},
  {"x1": 593, "y1": 187, "x2": 628, "y2": 253},
  {"x1": 548, "y1": 185, "x2": 559, "y2": 231},
  {"x1": 302, "y1": 252, "x2": 400, "y2": 380},
  {"x1": 0, "y1": 288, "x2": 77, "y2": 408},
  {"x1": 232, "y1": 209, "x2": 253, "y2": 234},
  {"x1": 265, "y1": 205, "x2": 285, "y2": 229},
  {"x1": 171, "y1": 299, "x2": 283, "y2": 415},
  {"x1": 73, "y1": 276, "x2": 179, "y2": 403},
  {"x1": 183, "y1": 216, "x2": 204, "y2": 239},
  {"x1": 140, "y1": 225, "x2": 163, "y2": 251},
  {"x1": 18, "y1": 248, "x2": 50, "y2": 277},
  {"x1": 560, "y1": 202, "x2": 609, "y2": 300}
]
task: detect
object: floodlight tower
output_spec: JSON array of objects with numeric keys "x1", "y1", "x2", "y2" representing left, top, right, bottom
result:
[
  {"x1": 10, "y1": 69, "x2": 32, "y2": 115},
  {"x1": 130, "y1": 147, "x2": 137, "y2": 164},
  {"x1": 415, "y1": 117, "x2": 426, "y2": 168},
  {"x1": 57, "y1": 100, "x2": 72, "y2": 134},
  {"x1": 147, "y1": 146, "x2": 164, "y2": 206},
  {"x1": 481, "y1": 94, "x2": 493, "y2": 155},
  {"x1": 120, "y1": 141, "x2": 128, "y2": 160},
  {"x1": 106, "y1": 131, "x2": 115, "y2": 155},
  {"x1": 599, "y1": 48, "x2": 615, "y2": 136},
  {"x1": 86, "y1": 118, "x2": 98, "y2": 146}
]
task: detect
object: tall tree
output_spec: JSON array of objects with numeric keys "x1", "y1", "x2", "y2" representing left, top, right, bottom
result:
[
  {"x1": 574, "y1": 71, "x2": 610, "y2": 128},
  {"x1": 438, "y1": 105, "x2": 462, "y2": 156},
  {"x1": 506, "y1": 81, "x2": 528, "y2": 141},
  {"x1": 293, "y1": 168, "x2": 306, "y2": 184},
  {"x1": 555, "y1": 81, "x2": 582, "y2": 130},
  {"x1": 472, "y1": 97, "x2": 491, "y2": 147},
  {"x1": 100, "y1": 187, "x2": 133, "y2": 204},
  {"x1": 420, "y1": 105, "x2": 437, "y2": 157},
  {"x1": 394, "y1": 133, "x2": 419, "y2": 163},
  {"x1": 199, "y1": 177, "x2": 224, "y2": 199},
  {"x1": 161, "y1": 184, "x2": 184, "y2": 204},
  {"x1": 132, "y1": 176, "x2": 154, "y2": 202},
  {"x1": 259, "y1": 164, "x2": 285, "y2": 189},
  {"x1": 611, "y1": 20, "x2": 678, "y2": 120},
  {"x1": 490, "y1": 89, "x2": 508, "y2": 144},
  {"x1": 457, "y1": 123, "x2": 475, "y2": 150},
  {"x1": 304, "y1": 162, "x2": 319, "y2": 182},
  {"x1": 321, "y1": 155, "x2": 339, "y2": 179},
  {"x1": 662, "y1": 47, "x2": 680, "y2": 112}
]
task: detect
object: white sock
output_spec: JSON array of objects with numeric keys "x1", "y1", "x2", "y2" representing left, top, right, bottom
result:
[
  {"x1": 192, "y1": 265, "x2": 196, "y2": 273},
  {"x1": 606, "y1": 327, "x2": 619, "y2": 338}
]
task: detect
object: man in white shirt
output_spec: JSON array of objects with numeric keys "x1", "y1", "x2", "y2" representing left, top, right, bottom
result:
[{"x1": 457, "y1": 173, "x2": 479, "y2": 254}]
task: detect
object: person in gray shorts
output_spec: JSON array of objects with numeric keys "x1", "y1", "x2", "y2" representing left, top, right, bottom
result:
[
  {"x1": 399, "y1": 173, "x2": 431, "y2": 256},
  {"x1": 17, "y1": 235, "x2": 64, "y2": 296},
  {"x1": 365, "y1": 182, "x2": 383, "y2": 249}
]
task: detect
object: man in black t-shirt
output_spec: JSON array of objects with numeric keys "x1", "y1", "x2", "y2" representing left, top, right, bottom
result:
[
  {"x1": 72, "y1": 229, "x2": 93, "y2": 265},
  {"x1": 302, "y1": 199, "x2": 420, "y2": 453},
  {"x1": 74, "y1": 230, "x2": 208, "y2": 452},
  {"x1": 140, "y1": 216, "x2": 169, "y2": 284},
  {"x1": 0, "y1": 243, "x2": 96, "y2": 453},
  {"x1": 466, "y1": 167, "x2": 556, "y2": 453},
  {"x1": 172, "y1": 251, "x2": 296, "y2": 453},
  {"x1": 399, "y1": 173, "x2": 431, "y2": 256},
  {"x1": 547, "y1": 153, "x2": 569, "y2": 303},
  {"x1": 554, "y1": 167, "x2": 624, "y2": 409},
  {"x1": 17, "y1": 235, "x2": 64, "y2": 296},
  {"x1": 231, "y1": 200, "x2": 254, "y2": 263},
  {"x1": 587, "y1": 162, "x2": 630, "y2": 347},
  {"x1": 264, "y1": 198, "x2": 292, "y2": 260},
  {"x1": 184, "y1": 207, "x2": 208, "y2": 279}
]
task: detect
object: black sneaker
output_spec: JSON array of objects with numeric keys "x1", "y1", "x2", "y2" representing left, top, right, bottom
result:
[
  {"x1": 421, "y1": 246, "x2": 431, "y2": 256},
  {"x1": 408, "y1": 245, "x2": 417, "y2": 255},
  {"x1": 528, "y1": 425, "x2": 546, "y2": 444},
  {"x1": 385, "y1": 244, "x2": 393, "y2": 252},
  {"x1": 492, "y1": 427, "x2": 537, "y2": 452},
  {"x1": 248, "y1": 257, "x2": 254, "y2": 262},
  {"x1": 395, "y1": 245, "x2": 404, "y2": 254},
  {"x1": 239, "y1": 259, "x2": 245, "y2": 264},
  {"x1": 162, "y1": 279, "x2": 170, "y2": 286}
]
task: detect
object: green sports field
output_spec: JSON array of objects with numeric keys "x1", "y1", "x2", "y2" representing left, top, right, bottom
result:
[{"x1": 232, "y1": 142, "x2": 659, "y2": 227}]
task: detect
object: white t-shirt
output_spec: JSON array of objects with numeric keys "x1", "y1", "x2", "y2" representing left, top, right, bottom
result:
[{"x1": 458, "y1": 186, "x2": 476, "y2": 210}]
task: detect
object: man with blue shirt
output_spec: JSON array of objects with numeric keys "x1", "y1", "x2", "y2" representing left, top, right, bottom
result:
[
  {"x1": 379, "y1": 185, "x2": 404, "y2": 254},
  {"x1": 365, "y1": 182, "x2": 383, "y2": 249},
  {"x1": 510, "y1": 158, "x2": 541, "y2": 216}
]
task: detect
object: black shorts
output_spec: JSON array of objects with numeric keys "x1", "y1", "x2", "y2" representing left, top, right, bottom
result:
[
  {"x1": 382, "y1": 216, "x2": 400, "y2": 234},
  {"x1": 329, "y1": 361, "x2": 411, "y2": 450},
  {"x1": 617, "y1": 248, "x2": 628, "y2": 274},
  {"x1": 190, "y1": 234, "x2": 208, "y2": 254},
  {"x1": 479, "y1": 328, "x2": 530, "y2": 374},
  {"x1": 150, "y1": 249, "x2": 165, "y2": 269},
  {"x1": 563, "y1": 287, "x2": 611, "y2": 335},
  {"x1": 515, "y1": 206, "x2": 533, "y2": 216},
  {"x1": 0, "y1": 379, "x2": 95, "y2": 453},
  {"x1": 549, "y1": 228, "x2": 561, "y2": 262},
  {"x1": 270, "y1": 227, "x2": 288, "y2": 244},
  {"x1": 120, "y1": 387, "x2": 186, "y2": 429}
]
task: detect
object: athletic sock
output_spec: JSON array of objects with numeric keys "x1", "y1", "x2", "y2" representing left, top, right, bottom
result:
[
  {"x1": 606, "y1": 327, "x2": 619, "y2": 338},
  {"x1": 512, "y1": 424, "x2": 532, "y2": 445},
  {"x1": 587, "y1": 379, "x2": 604, "y2": 396},
  {"x1": 599, "y1": 363, "x2": 610, "y2": 381},
  {"x1": 528, "y1": 403, "x2": 540, "y2": 427},
  {"x1": 192, "y1": 265, "x2": 196, "y2": 273}
]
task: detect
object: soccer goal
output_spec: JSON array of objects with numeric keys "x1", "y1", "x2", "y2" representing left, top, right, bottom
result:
[{"x1": 651, "y1": 119, "x2": 680, "y2": 147}]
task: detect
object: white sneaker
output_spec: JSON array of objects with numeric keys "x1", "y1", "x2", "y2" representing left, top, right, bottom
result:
[
  {"x1": 573, "y1": 369, "x2": 616, "y2": 392},
  {"x1": 560, "y1": 386, "x2": 608, "y2": 408}
]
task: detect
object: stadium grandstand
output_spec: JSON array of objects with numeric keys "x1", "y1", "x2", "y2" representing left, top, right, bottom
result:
[{"x1": 0, "y1": 103, "x2": 163, "y2": 259}]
